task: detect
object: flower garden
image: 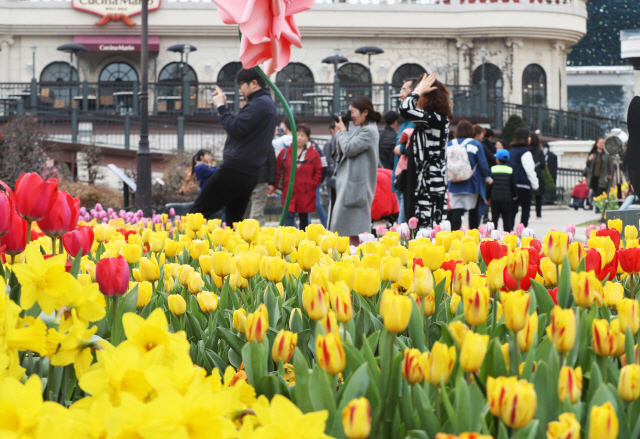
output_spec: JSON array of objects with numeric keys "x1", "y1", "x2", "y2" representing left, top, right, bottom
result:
[{"x1": 0, "y1": 172, "x2": 637, "y2": 439}]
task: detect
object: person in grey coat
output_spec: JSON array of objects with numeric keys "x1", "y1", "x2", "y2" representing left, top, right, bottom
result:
[{"x1": 328, "y1": 96, "x2": 381, "y2": 246}]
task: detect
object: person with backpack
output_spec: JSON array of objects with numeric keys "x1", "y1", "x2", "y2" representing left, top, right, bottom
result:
[
  {"x1": 486, "y1": 149, "x2": 518, "y2": 232},
  {"x1": 508, "y1": 128, "x2": 539, "y2": 228},
  {"x1": 446, "y1": 120, "x2": 491, "y2": 231}
]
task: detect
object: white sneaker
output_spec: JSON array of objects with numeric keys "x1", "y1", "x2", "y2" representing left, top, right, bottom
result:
[{"x1": 535, "y1": 217, "x2": 544, "y2": 222}]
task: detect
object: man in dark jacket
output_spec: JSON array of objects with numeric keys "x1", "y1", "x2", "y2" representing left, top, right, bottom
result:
[
  {"x1": 244, "y1": 148, "x2": 276, "y2": 226},
  {"x1": 378, "y1": 111, "x2": 399, "y2": 170},
  {"x1": 486, "y1": 149, "x2": 518, "y2": 232},
  {"x1": 543, "y1": 142, "x2": 558, "y2": 184},
  {"x1": 190, "y1": 68, "x2": 277, "y2": 224}
]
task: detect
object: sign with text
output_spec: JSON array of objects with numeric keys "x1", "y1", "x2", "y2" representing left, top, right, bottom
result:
[{"x1": 72, "y1": 0, "x2": 161, "y2": 26}]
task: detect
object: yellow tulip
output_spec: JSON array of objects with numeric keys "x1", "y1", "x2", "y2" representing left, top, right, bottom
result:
[
  {"x1": 501, "y1": 290, "x2": 530, "y2": 332},
  {"x1": 503, "y1": 234, "x2": 518, "y2": 251},
  {"x1": 540, "y1": 257, "x2": 558, "y2": 286},
  {"x1": 450, "y1": 293, "x2": 461, "y2": 314},
  {"x1": 196, "y1": 291, "x2": 218, "y2": 313},
  {"x1": 546, "y1": 306, "x2": 576, "y2": 354},
  {"x1": 77, "y1": 273, "x2": 92, "y2": 286},
  {"x1": 330, "y1": 285, "x2": 353, "y2": 323},
  {"x1": 486, "y1": 258, "x2": 504, "y2": 291},
  {"x1": 435, "y1": 232, "x2": 453, "y2": 252},
  {"x1": 189, "y1": 240, "x2": 208, "y2": 260},
  {"x1": 421, "y1": 341, "x2": 456, "y2": 386},
  {"x1": 608, "y1": 219, "x2": 623, "y2": 234},
  {"x1": 265, "y1": 256, "x2": 287, "y2": 283},
  {"x1": 168, "y1": 294, "x2": 186, "y2": 316},
  {"x1": 188, "y1": 272, "x2": 205, "y2": 294},
  {"x1": 186, "y1": 213, "x2": 203, "y2": 232},
  {"x1": 342, "y1": 397, "x2": 371, "y2": 439},
  {"x1": 460, "y1": 332, "x2": 489, "y2": 372},
  {"x1": 139, "y1": 257, "x2": 160, "y2": 282},
  {"x1": 517, "y1": 311, "x2": 538, "y2": 352},
  {"x1": 603, "y1": 281, "x2": 624, "y2": 308},
  {"x1": 389, "y1": 246, "x2": 408, "y2": 266},
  {"x1": 178, "y1": 264, "x2": 195, "y2": 286},
  {"x1": 236, "y1": 252, "x2": 260, "y2": 279},
  {"x1": 448, "y1": 321, "x2": 471, "y2": 350},
  {"x1": 305, "y1": 223, "x2": 327, "y2": 245},
  {"x1": 558, "y1": 366, "x2": 582, "y2": 404},
  {"x1": 392, "y1": 268, "x2": 413, "y2": 295},
  {"x1": 501, "y1": 380, "x2": 537, "y2": 429},
  {"x1": 626, "y1": 225, "x2": 639, "y2": 240},
  {"x1": 618, "y1": 298, "x2": 640, "y2": 335},
  {"x1": 94, "y1": 224, "x2": 108, "y2": 243},
  {"x1": 413, "y1": 265, "x2": 434, "y2": 297},
  {"x1": 321, "y1": 310, "x2": 340, "y2": 335},
  {"x1": 353, "y1": 267, "x2": 380, "y2": 298},
  {"x1": 379, "y1": 289, "x2": 412, "y2": 333},
  {"x1": 316, "y1": 333, "x2": 346, "y2": 375},
  {"x1": 567, "y1": 241, "x2": 584, "y2": 271},
  {"x1": 507, "y1": 248, "x2": 529, "y2": 280},
  {"x1": 237, "y1": 219, "x2": 260, "y2": 243},
  {"x1": 462, "y1": 286, "x2": 490, "y2": 326},
  {"x1": 328, "y1": 262, "x2": 356, "y2": 291},
  {"x1": 487, "y1": 376, "x2": 518, "y2": 417},
  {"x1": 588, "y1": 402, "x2": 619, "y2": 439},
  {"x1": 402, "y1": 348, "x2": 425, "y2": 385},
  {"x1": 212, "y1": 251, "x2": 232, "y2": 277},
  {"x1": 571, "y1": 271, "x2": 604, "y2": 308},
  {"x1": 302, "y1": 284, "x2": 328, "y2": 321},
  {"x1": 246, "y1": 310, "x2": 268, "y2": 343},
  {"x1": 422, "y1": 246, "x2": 445, "y2": 271},
  {"x1": 272, "y1": 329, "x2": 297, "y2": 364},
  {"x1": 547, "y1": 231, "x2": 569, "y2": 265},
  {"x1": 199, "y1": 255, "x2": 213, "y2": 275},
  {"x1": 592, "y1": 319, "x2": 616, "y2": 357},
  {"x1": 211, "y1": 228, "x2": 229, "y2": 248},
  {"x1": 310, "y1": 265, "x2": 329, "y2": 290},
  {"x1": 123, "y1": 244, "x2": 142, "y2": 264},
  {"x1": 460, "y1": 242, "x2": 478, "y2": 264},
  {"x1": 619, "y1": 364, "x2": 640, "y2": 401},
  {"x1": 421, "y1": 291, "x2": 435, "y2": 316},
  {"x1": 234, "y1": 308, "x2": 247, "y2": 333},
  {"x1": 547, "y1": 413, "x2": 581, "y2": 439},
  {"x1": 136, "y1": 281, "x2": 152, "y2": 309},
  {"x1": 230, "y1": 272, "x2": 248, "y2": 290},
  {"x1": 298, "y1": 240, "x2": 322, "y2": 271},
  {"x1": 452, "y1": 263, "x2": 471, "y2": 296}
]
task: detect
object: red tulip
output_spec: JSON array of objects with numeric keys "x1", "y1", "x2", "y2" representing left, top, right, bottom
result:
[
  {"x1": 413, "y1": 258, "x2": 424, "y2": 271},
  {"x1": 0, "y1": 192, "x2": 14, "y2": 237},
  {"x1": 62, "y1": 226, "x2": 94, "y2": 257},
  {"x1": 529, "y1": 239, "x2": 542, "y2": 253},
  {"x1": 618, "y1": 248, "x2": 640, "y2": 274},
  {"x1": 596, "y1": 229, "x2": 621, "y2": 250},
  {"x1": 37, "y1": 191, "x2": 80, "y2": 239},
  {"x1": 547, "y1": 287, "x2": 558, "y2": 305},
  {"x1": 441, "y1": 259, "x2": 461, "y2": 274},
  {"x1": 502, "y1": 263, "x2": 538, "y2": 291},
  {"x1": 599, "y1": 252, "x2": 618, "y2": 282},
  {"x1": 480, "y1": 240, "x2": 505, "y2": 266},
  {"x1": 524, "y1": 247, "x2": 540, "y2": 268},
  {"x1": 95, "y1": 256, "x2": 130, "y2": 296},
  {"x1": 0, "y1": 210, "x2": 28, "y2": 256},
  {"x1": 585, "y1": 248, "x2": 602, "y2": 277},
  {"x1": 13, "y1": 173, "x2": 58, "y2": 222}
]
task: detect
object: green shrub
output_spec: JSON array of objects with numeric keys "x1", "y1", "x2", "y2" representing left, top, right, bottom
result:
[{"x1": 501, "y1": 114, "x2": 528, "y2": 148}]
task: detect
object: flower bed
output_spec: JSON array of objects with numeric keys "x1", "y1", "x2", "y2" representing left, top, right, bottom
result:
[{"x1": 0, "y1": 173, "x2": 636, "y2": 439}]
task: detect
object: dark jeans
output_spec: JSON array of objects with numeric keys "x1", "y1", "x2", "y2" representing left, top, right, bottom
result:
[
  {"x1": 449, "y1": 197, "x2": 480, "y2": 231},
  {"x1": 590, "y1": 176, "x2": 602, "y2": 197},
  {"x1": 189, "y1": 167, "x2": 258, "y2": 225},
  {"x1": 535, "y1": 194, "x2": 543, "y2": 218},
  {"x1": 491, "y1": 200, "x2": 513, "y2": 232},
  {"x1": 511, "y1": 188, "x2": 532, "y2": 228},
  {"x1": 285, "y1": 211, "x2": 309, "y2": 230}
]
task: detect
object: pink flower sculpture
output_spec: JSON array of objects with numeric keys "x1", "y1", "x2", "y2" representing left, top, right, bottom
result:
[{"x1": 213, "y1": 0, "x2": 315, "y2": 75}]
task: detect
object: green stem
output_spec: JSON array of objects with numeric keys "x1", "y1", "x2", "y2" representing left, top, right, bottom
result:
[
  {"x1": 425, "y1": 316, "x2": 430, "y2": 350},
  {"x1": 510, "y1": 330, "x2": 520, "y2": 377},
  {"x1": 490, "y1": 295, "x2": 498, "y2": 336},
  {"x1": 26, "y1": 221, "x2": 32, "y2": 246},
  {"x1": 111, "y1": 296, "x2": 118, "y2": 327},
  {"x1": 59, "y1": 239, "x2": 64, "y2": 255},
  {"x1": 51, "y1": 237, "x2": 57, "y2": 256},
  {"x1": 253, "y1": 66, "x2": 297, "y2": 227}
]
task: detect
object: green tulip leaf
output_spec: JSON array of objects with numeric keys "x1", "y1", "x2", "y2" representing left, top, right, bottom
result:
[
  {"x1": 110, "y1": 286, "x2": 138, "y2": 346},
  {"x1": 241, "y1": 339, "x2": 269, "y2": 393},
  {"x1": 330, "y1": 363, "x2": 370, "y2": 438},
  {"x1": 399, "y1": 382, "x2": 417, "y2": 431},
  {"x1": 309, "y1": 366, "x2": 337, "y2": 432},
  {"x1": 513, "y1": 419, "x2": 539, "y2": 439},
  {"x1": 454, "y1": 376, "x2": 470, "y2": 433},
  {"x1": 405, "y1": 431, "x2": 429, "y2": 439},
  {"x1": 626, "y1": 326, "x2": 635, "y2": 365},
  {"x1": 217, "y1": 327, "x2": 246, "y2": 357},
  {"x1": 292, "y1": 348, "x2": 314, "y2": 413},
  {"x1": 408, "y1": 300, "x2": 425, "y2": 352},
  {"x1": 412, "y1": 385, "x2": 440, "y2": 438},
  {"x1": 557, "y1": 255, "x2": 572, "y2": 309},
  {"x1": 530, "y1": 279, "x2": 555, "y2": 316}
]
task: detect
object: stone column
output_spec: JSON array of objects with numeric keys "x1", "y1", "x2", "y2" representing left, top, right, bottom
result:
[
  {"x1": 505, "y1": 38, "x2": 524, "y2": 104},
  {"x1": 0, "y1": 36, "x2": 14, "y2": 84},
  {"x1": 548, "y1": 41, "x2": 566, "y2": 110},
  {"x1": 455, "y1": 38, "x2": 474, "y2": 86}
]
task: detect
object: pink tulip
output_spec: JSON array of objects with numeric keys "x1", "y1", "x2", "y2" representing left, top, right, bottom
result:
[
  {"x1": 95, "y1": 203, "x2": 103, "y2": 212},
  {"x1": 599, "y1": 223, "x2": 607, "y2": 230},
  {"x1": 515, "y1": 223, "x2": 524, "y2": 237},
  {"x1": 375, "y1": 225, "x2": 386, "y2": 237},
  {"x1": 169, "y1": 208, "x2": 176, "y2": 216},
  {"x1": 408, "y1": 217, "x2": 418, "y2": 230},
  {"x1": 398, "y1": 223, "x2": 410, "y2": 239},
  {"x1": 83, "y1": 213, "x2": 91, "y2": 222},
  {"x1": 565, "y1": 223, "x2": 575, "y2": 235},
  {"x1": 586, "y1": 224, "x2": 596, "y2": 237},
  {"x1": 213, "y1": 0, "x2": 315, "y2": 75}
]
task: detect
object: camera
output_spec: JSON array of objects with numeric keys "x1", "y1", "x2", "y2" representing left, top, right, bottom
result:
[{"x1": 333, "y1": 109, "x2": 352, "y2": 124}]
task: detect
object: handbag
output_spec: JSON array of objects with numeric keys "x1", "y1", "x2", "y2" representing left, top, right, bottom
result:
[{"x1": 394, "y1": 170, "x2": 406, "y2": 192}]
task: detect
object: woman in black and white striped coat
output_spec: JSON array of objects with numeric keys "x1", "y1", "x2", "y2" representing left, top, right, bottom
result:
[{"x1": 399, "y1": 73, "x2": 453, "y2": 229}]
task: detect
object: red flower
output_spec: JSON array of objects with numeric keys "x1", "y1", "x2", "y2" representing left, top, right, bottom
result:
[
  {"x1": 618, "y1": 248, "x2": 640, "y2": 274},
  {"x1": 43, "y1": 254, "x2": 73, "y2": 272},
  {"x1": 37, "y1": 191, "x2": 80, "y2": 239},
  {"x1": 116, "y1": 229, "x2": 137, "y2": 241},
  {"x1": 13, "y1": 173, "x2": 58, "y2": 222},
  {"x1": 0, "y1": 210, "x2": 28, "y2": 256},
  {"x1": 502, "y1": 263, "x2": 538, "y2": 291},
  {"x1": 596, "y1": 229, "x2": 621, "y2": 250},
  {"x1": 62, "y1": 226, "x2": 94, "y2": 258},
  {"x1": 441, "y1": 260, "x2": 461, "y2": 274},
  {"x1": 547, "y1": 287, "x2": 558, "y2": 305},
  {"x1": 585, "y1": 248, "x2": 602, "y2": 277},
  {"x1": 0, "y1": 192, "x2": 13, "y2": 237},
  {"x1": 599, "y1": 252, "x2": 618, "y2": 282},
  {"x1": 524, "y1": 247, "x2": 540, "y2": 268},
  {"x1": 529, "y1": 239, "x2": 542, "y2": 253},
  {"x1": 95, "y1": 256, "x2": 130, "y2": 296},
  {"x1": 480, "y1": 240, "x2": 505, "y2": 265},
  {"x1": 412, "y1": 258, "x2": 424, "y2": 271}
]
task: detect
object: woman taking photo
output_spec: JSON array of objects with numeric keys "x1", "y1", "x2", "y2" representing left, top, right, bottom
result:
[
  {"x1": 447, "y1": 120, "x2": 491, "y2": 230},
  {"x1": 508, "y1": 128, "x2": 539, "y2": 227},
  {"x1": 329, "y1": 97, "x2": 380, "y2": 246},
  {"x1": 399, "y1": 73, "x2": 453, "y2": 228},
  {"x1": 276, "y1": 124, "x2": 323, "y2": 230}
]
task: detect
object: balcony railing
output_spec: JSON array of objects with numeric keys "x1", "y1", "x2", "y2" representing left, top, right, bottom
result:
[{"x1": 0, "y1": 80, "x2": 626, "y2": 142}]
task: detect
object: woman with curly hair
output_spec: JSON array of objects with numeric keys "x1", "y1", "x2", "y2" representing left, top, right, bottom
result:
[{"x1": 399, "y1": 73, "x2": 453, "y2": 228}]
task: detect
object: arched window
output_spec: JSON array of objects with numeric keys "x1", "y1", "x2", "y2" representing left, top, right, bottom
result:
[
  {"x1": 338, "y1": 63, "x2": 371, "y2": 101},
  {"x1": 392, "y1": 63, "x2": 426, "y2": 85},
  {"x1": 522, "y1": 64, "x2": 547, "y2": 106},
  {"x1": 159, "y1": 62, "x2": 198, "y2": 82},
  {"x1": 40, "y1": 62, "x2": 78, "y2": 82},
  {"x1": 472, "y1": 63, "x2": 503, "y2": 99},
  {"x1": 217, "y1": 62, "x2": 243, "y2": 84},
  {"x1": 99, "y1": 62, "x2": 138, "y2": 82},
  {"x1": 276, "y1": 63, "x2": 314, "y2": 83}
]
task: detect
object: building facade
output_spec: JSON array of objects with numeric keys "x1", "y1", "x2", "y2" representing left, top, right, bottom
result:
[{"x1": 0, "y1": 0, "x2": 586, "y2": 111}]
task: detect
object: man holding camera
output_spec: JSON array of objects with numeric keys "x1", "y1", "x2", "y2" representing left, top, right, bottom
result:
[{"x1": 189, "y1": 68, "x2": 277, "y2": 225}]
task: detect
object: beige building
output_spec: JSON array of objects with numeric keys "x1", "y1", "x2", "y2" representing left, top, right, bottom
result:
[{"x1": 0, "y1": 0, "x2": 586, "y2": 111}]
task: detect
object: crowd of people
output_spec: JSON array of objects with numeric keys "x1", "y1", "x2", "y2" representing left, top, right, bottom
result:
[{"x1": 188, "y1": 68, "x2": 569, "y2": 237}]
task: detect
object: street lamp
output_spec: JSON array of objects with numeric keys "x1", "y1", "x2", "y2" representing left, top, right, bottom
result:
[
  {"x1": 480, "y1": 46, "x2": 487, "y2": 118},
  {"x1": 167, "y1": 44, "x2": 198, "y2": 115},
  {"x1": 322, "y1": 52, "x2": 348, "y2": 115},
  {"x1": 137, "y1": 0, "x2": 151, "y2": 211},
  {"x1": 355, "y1": 46, "x2": 384, "y2": 72},
  {"x1": 30, "y1": 45, "x2": 37, "y2": 106}
]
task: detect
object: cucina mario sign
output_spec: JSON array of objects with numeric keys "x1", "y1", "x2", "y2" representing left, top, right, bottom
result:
[{"x1": 72, "y1": 0, "x2": 160, "y2": 26}]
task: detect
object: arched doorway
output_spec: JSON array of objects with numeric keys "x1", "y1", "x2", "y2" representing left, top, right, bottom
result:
[
  {"x1": 276, "y1": 63, "x2": 314, "y2": 115},
  {"x1": 392, "y1": 63, "x2": 426, "y2": 85},
  {"x1": 338, "y1": 62, "x2": 372, "y2": 108},
  {"x1": 39, "y1": 62, "x2": 80, "y2": 108},
  {"x1": 99, "y1": 62, "x2": 139, "y2": 113},
  {"x1": 157, "y1": 62, "x2": 198, "y2": 114},
  {"x1": 472, "y1": 63, "x2": 503, "y2": 99},
  {"x1": 522, "y1": 64, "x2": 547, "y2": 106}
]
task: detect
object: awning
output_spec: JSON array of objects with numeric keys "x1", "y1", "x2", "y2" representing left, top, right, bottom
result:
[{"x1": 73, "y1": 35, "x2": 160, "y2": 52}]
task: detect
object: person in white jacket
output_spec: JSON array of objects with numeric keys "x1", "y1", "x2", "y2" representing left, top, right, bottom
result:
[{"x1": 507, "y1": 128, "x2": 539, "y2": 228}]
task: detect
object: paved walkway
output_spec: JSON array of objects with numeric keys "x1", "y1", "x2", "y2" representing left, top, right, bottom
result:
[{"x1": 510, "y1": 205, "x2": 603, "y2": 243}]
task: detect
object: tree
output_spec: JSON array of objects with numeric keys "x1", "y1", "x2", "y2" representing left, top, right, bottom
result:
[
  {"x1": 500, "y1": 114, "x2": 528, "y2": 148},
  {"x1": 0, "y1": 116, "x2": 52, "y2": 188},
  {"x1": 83, "y1": 144, "x2": 102, "y2": 185}
]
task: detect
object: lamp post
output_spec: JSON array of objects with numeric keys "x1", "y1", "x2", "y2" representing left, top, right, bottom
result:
[
  {"x1": 183, "y1": 44, "x2": 191, "y2": 115},
  {"x1": 30, "y1": 45, "x2": 37, "y2": 107},
  {"x1": 480, "y1": 46, "x2": 487, "y2": 118},
  {"x1": 137, "y1": 0, "x2": 152, "y2": 211},
  {"x1": 322, "y1": 51, "x2": 348, "y2": 116}
]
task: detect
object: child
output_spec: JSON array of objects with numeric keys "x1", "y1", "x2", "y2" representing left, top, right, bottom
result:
[
  {"x1": 275, "y1": 123, "x2": 323, "y2": 230},
  {"x1": 190, "y1": 149, "x2": 218, "y2": 192},
  {"x1": 486, "y1": 149, "x2": 517, "y2": 232}
]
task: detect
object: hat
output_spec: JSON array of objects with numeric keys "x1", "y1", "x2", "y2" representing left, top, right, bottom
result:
[{"x1": 495, "y1": 149, "x2": 510, "y2": 161}]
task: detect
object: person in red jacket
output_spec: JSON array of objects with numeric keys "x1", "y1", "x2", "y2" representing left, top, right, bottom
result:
[{"x1": 276, "y1": 123, "x2": 323, "y2": 229}]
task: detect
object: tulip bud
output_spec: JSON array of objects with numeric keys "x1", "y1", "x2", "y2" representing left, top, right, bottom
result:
[
  {"x1": 234, "y1": 308, "x2": 247, "y2": 333},
  {"x1": 540, "y1": 257, "x2": 558, "y2": 287},
  {"x1": 298, "y1": 240, "x2": 322, "y2": 271},
  {"x1": 546, "y1": 306, "x2": 576, "y2": 354},
  {"x1": 588, "y1": 402, "x2": 619, "y2": 439},
  {"x1": 592, "y1": 319, "x2": 616, "y2": 357},
  {"x1": 149, "y1": 233, "x2": 164, "y2": 254},
  {"x1": 212, "y1": 251, "x2": 232, "y2": 277},
  {"x1": 246, "y1": 310, "x2": 268, "y2": 343},
  {"x1": 571, "y1": 271, "x2": 604, "y2": 308},
  {"x1": 379, "y1": 289, "x2": 412, "y2": 333},
  {"x1": 77, "y1": 273, "x2": 92, "y2": 286},
  {"x1": 402, "y1": 348, "x2": 425, "y2": 385},
  {"x1": 302, "y1": 284, "x2": 329, "y2": 321},
  {"x1": 265, "y1": 256, "x2": 287, "y2": 283},
  {"x1": 316, "y1": 333, "x2": 346, "y2": 375},
  {"x1": 462, "y1": 286, "x2": 490, "y2": 326},
  {"x1": 95, "y1": 256, "x2": 130, "y2": 296},
  {"x1": 413, "y1": 265, "x2": 434, "y2": 298},
  {"x1": 332, "y1": 288, "x2": 354, "y2": 323},
  {"x1": 618, "y1": 364, "x2": 640, "y2": 401},
  {"x1": 420, "y1": 246, "x2": 445, "y2": 271},
  {"x1": 272, "y1": 329, "x2": 297, "y2": 364},
  {"x1": 198, "y1": 255, "x2": 213, "y2": 276},
  {"x1": 421, "y1": 291, "x2": 435, "y2": 316},
  {"x1": 421, "y1": 341, "x2": 456, "y2": 386},
  {"x1": 236, "y1": 252, "x2": 260, "y2": 279},
  {"x1": 460, "y1": 241, "x2": 478, "y2": 264},
  {"x1": 94, "y1": 224, "x2": 108, "y2": 243},
  {"x1": 626, "y1": 225, "x2": 639, "y2": 240},
  {"x1": 353, "y1": 267, "x2": 380, "y2": 298},
  {"x1": 210, "y1": 228, "x2": 229, "y2": 248},
  {"x1": 168, "y1": 294, "x2": 186, "y2": 316},
  {"x1": 186, "y1": 213, "x2": 204, "y2": 232},
  {"x1": 506, "y1": 248, "x2": 529, "y2": 281},
  {"x1": 321, "y1": 310, "x2": 340, "y2": 335},
  {"x1": 603, "y1": 281, "x2": 625, "y2": 308},
  {"x1": 487, "y1": 376, "x2": 519, "y2": 416},
  {"x1": 460, "y1": 332, "x2": 489, "y2": 372},
  {"x1": 436, "y1": 231, "x2": 453, "y2": 252},
  {"x1": 196, "y1": 291, "x2": 218, "y2": 313},
  {"x1": 567, "y1": 241, "x2": 584, "y2": 271},
  {"x1": 433, "y1": 269, "x2": 452, "y2": 292},
  {"x1": 501, "y1": 290, "x2": 530, "y2": 332},
  {"x1": 452, "y1": 263, "x2": 471, "y2": 296},
  {"x1": 448, "y1": 321, "x2": 471, "y2": 350},
  {"x1": 558, "y1": 366, "x2": 582, "y2": 404},
  {"x1": 342, "y1": 397, "x2": 371, "y2": 439},
  {"x1": 289, "y1": 307, "x2": 303, "y2": 332},
  {"x1": 547, "y1": 231, "x2": 569, "y2": 265},
  {"x1": 501, "y1": 380, "x2": 537, "y2": 429},
  {"x1": 380, "y1": 256, "x2": 403, "y2": 283},
  {"x1": 618, "y1": 298, "x2": 640, "y2": 335},
  {"x1": 486, "y1": 258, "x2": 505, "y2": 291},
  {"x1": 547, "y1": 413, "x2": 581, "y2": 439},
  {"x1": 138, "y1": 257, "x2": 160, "y2": 283},
  {"x1": 123, "y1": 244, "x2": 143, "y2": 264},
  {"x1": 137, "y1": 281, "x2": 153, "y2": 309}
]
